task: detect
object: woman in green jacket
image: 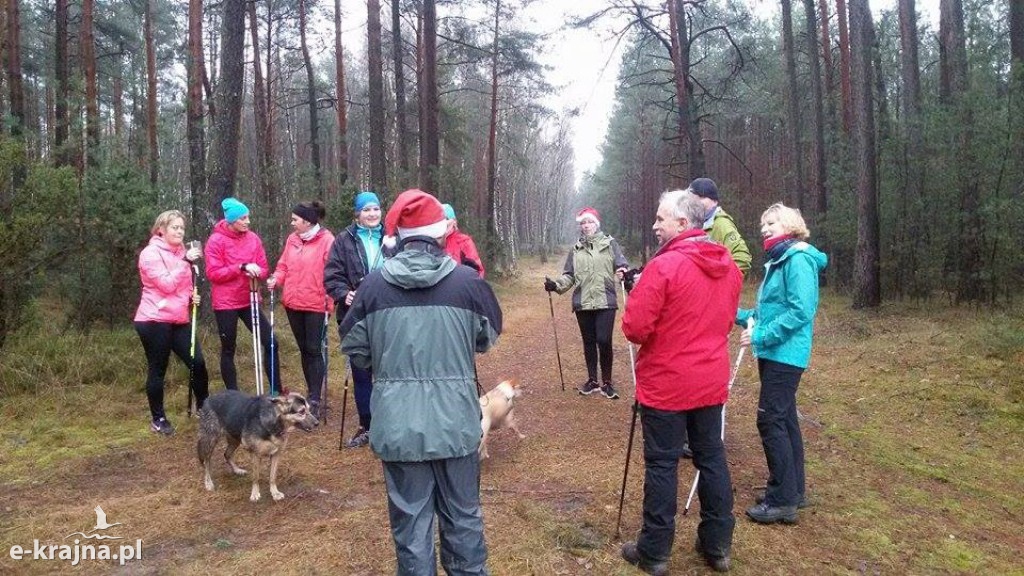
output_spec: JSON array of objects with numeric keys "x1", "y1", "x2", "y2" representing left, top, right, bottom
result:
[
  {"x1": 737, "y1": 203, "x2": 828, "y2": 525},
  {"x1": 545, "y1": 207, "x2": 629, "y2": 399}
]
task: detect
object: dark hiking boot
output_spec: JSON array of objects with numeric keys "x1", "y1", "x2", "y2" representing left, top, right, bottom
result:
[
  {"x1": 746, "y1": 502, "x2": 798, "y2": 524},
  {"x1": 578, "y1": 378, "x2": 600, "y2": 395},
  {"x1": 345, "y1": 427, "x2": 370, "y2": 449},
  {"x1": 600, "y1": 381, "x2": 620, "y2": 399},
  {"x1": 620, "y1": 542, "x2": 669, "y2": 576},
  {"x1": 695, "y1": 536, "x2": 732, "y2": 573},
  {"x1": 308, "y1": 400, "x2": 322, "y2": 424},
  {"x1": 755, "y1": 490, "x2": 809, "y2": 509},
  {"x1": 150, "y1": 417, "x2": 174, "y2": 436}
]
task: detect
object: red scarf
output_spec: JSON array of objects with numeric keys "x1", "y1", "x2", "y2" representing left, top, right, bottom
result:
[{"x1": 763, "y1": 234, "x2": 795, "y2": 252}]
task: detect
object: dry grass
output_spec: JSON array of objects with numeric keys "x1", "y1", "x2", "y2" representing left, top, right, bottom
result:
[{"x1": 1, "y1": 257, "x2": 1022, "y2": 575}]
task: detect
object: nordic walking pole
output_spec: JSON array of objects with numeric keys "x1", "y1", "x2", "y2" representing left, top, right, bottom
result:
[
  {"x1": 249, "y1": 277, "x2": 265, "y2": 396},
  {"x1": 318, "y1": 309, "x2": 330, "y2": 424},
  {"x1": 337, "y1": 368, "x2": 351, "y2": 451},
  {"x1": 615, "y1": 279, "x2": 641, "y2": 539},
  {"x1": 269, "y1": 288, "x2": 277, "y2": 396},
  {"x1": 547, "y1": 291, "x2": 566, "y2": 392},
  {"x1": 188, "y1": 261, "x2": 200, "y2": 417},
  {"x1": 684, "y1": 319, "x2": 754, "y2": 515}
]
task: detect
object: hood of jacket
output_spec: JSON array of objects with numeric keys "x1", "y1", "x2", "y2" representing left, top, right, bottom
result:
[
  {"x1": 147, "y1": 234, "x2": 184, "y2": 257},
  {"x1": 380, "y1": 239, "x2": 457, "y2": 289},
  {"x1": 772, "y1": 241, "x2": 829, "y2": 271},
  {"x1": 659, "y1": 229, "x2": 736, "y2": 279},
  {"x1": 212, "y1": 219, "x2": 246, "y2": 240}
]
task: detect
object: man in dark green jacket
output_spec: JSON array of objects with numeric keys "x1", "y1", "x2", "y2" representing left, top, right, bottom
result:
[
  {"x1": 341, "y1": 189, "x2": 502, "y2": 575},
  {"x1": 688, "y1": 178, "x2": 752, "y2": 276}
]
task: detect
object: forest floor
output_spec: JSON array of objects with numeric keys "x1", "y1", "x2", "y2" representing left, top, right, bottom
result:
[{"x1": 1, "y1": 255, "x2": 1023, "y2": 575}]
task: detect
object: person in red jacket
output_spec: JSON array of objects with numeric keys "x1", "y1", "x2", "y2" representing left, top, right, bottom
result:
[
  {"x1": 134, "y1": 210, "x2": 208, "y2": 435},
  {"x1": 204, "y1": 197, "x2": 282, "y2": 394},
  {"x1": 441, "y1": 203, "x2": 485, "y2": 278},
  {"x1": 620, "y1": 189, "x2": 742, "y2": 574},
  {"x1": 267, "y1": 201, "x2": 335, "y2": 416}
]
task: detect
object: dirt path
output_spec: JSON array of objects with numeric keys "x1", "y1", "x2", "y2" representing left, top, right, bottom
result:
[{"x1": 1, "y1": 256, "x2": 1021, "y2": 575}]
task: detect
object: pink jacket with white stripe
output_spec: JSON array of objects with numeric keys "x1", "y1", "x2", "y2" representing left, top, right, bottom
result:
[
  {"x1": 272, "y1": 227, "x2": 335, "y2": 313},
  {"x1": 205, "y1": 220, "x2": 270, "y2": 310},
  {"x1": 134, "y1": 236, "x2": 194, "y2": 324}
]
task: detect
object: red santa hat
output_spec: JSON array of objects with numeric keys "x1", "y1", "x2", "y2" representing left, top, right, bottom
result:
[
  {"x1": 575, "y1": 207, "x2": 601, "y2": 226},
  {"x1": 384, "y1": 189, "x2": 449, "y2": 241}
]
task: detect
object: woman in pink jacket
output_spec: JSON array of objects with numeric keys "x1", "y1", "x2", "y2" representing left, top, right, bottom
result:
[
  {"x1": 204, "y1": 197, "x2": 282, "y2": 393},
  {"x1": 134, "y1": 210, "x2": 208, "y2": 436},
  {"x1": 267, "y1": 201, "x2": 334, "y2": 415}
]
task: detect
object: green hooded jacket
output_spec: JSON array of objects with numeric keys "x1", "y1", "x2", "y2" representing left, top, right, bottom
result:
[{"x1": 552, "y1": 232, "x2": 629, "y2": 311}]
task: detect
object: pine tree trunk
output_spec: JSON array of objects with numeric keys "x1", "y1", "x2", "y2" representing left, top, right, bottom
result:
[
  {"x1": 836, "y1": 0, "x2": 853, "y2": 133},
  {"x1": 803, "y1": 0, "x2": 827, "y2": 220},
  {"x1": 418, "y1": 0, "x2": 439, "y2": 194},
  {"x1": 187, "y1": 0, "x2": 206, "y2": 226},
  {"x1": 367, "y1": 0, "x2": 388, "y2": 197},
  {"x1": 299, "y1": 0, "x2": 322, "y2": 193},
  {"x1": 485, "y1": 0, "x2": 502, "y2": 271},
  {"x1": 82, "y1": 0, "x2": 99, "y2": 164},
  {"x1": 817, "y1": 0, "x2": 836, "y2": 126},
  {"x1": 5, "y1": 0, "x2": 24, "y2": 137},
  {"x1": 209, "y1": 0, "x2": 247, "y2": 204},
  {"x1": 54, "y1": 0, "x2": 69, "y2": 164},
  {"x1": 144, "y1": 0, "x2": 159, "y2": 187},
  {"x1": 849, "y1": 0, "x2": 880, "y2": 308},
  {"x1": 781, "y1": 0, "x2": 806, "y2": 210},
  {"x1": 249, "y1": 0, "x2": 269, "y2": 200},
  {"x1": 392, "y1": 0, "x2": 408, "y2": 185},
  {"x1": 668, "y1": 0, "x2": 703, "y2": 181},
  {"x1": 335, "y1": 0, "x2": 349, "y2": 188},
  {"x1": 898, "y1": 0, "x2": 926, "y2": 298}
]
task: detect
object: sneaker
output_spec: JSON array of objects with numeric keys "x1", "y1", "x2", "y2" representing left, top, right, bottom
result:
[
  {"x1": 695, "y1": 536, "x2": 731, "y2": 573},
  {"x1": 620, "y1": 542, "x2": 668, "y2": 576},
  {"x1": 344, "y1": 427, "x2": 370, "y2": 449},
  {"x1": 577, "y1": 378, "x2": 600, "y2": 395},
  {"x1": 600, "y1": 382, "x2": 620, "y2": 399},
  {"x1": 755, "y1": 490, "x2": 809, "y2": 509},
  {"x1": 745, "y1": 501, "x2": 798, "y2": 524},
  {"x1": 150, "y1": 417, "x2": 174, "y2": 436}
]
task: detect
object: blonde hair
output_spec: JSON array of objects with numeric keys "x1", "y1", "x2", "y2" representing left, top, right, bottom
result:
[
  {"x1": 761, "y1": 203, "x2": 810, "y2": 240},
  {"x1": 151, "y1": 210, "x2": 187, "y2": 236}
]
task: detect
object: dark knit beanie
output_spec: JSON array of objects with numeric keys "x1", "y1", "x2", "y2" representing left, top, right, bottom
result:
[
  {"x1": 688, "y1": 178, "x2": 720, "y2": 202},
  {"x1": 293, "y1": 203, "x2": 320, "y2": 225}
]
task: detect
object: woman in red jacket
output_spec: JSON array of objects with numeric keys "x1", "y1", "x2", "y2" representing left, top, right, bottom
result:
[
  {"x1": 267, "y1": 201, "x2": 335, "y2": 415},
  {"x1": 134, "y1": 210, "x2": 208, "y2": 435},
  {"x1": 204, "y1": 197, "x2": 282, "y2": 393}
]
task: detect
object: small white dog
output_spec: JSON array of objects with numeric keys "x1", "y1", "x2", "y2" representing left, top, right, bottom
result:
[{"x1": 479, "y1": 380, "x2": 525, "y2": 459}]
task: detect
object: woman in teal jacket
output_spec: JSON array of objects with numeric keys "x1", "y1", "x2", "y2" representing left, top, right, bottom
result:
[{"x1": 737, "y1": 203, "x2": 827, "y2": 525}]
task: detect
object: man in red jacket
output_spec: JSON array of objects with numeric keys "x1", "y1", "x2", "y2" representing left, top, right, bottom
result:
[{"x1": 620, "y1": 189, "x2": 742, "y2": 574}]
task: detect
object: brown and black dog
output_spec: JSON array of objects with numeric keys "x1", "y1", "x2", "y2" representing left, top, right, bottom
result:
[
  {"x1": 479, "y1": 380, "x2": 525, "y2": 460},
  {"x1": 197, "y1": 390, "x2": 318, "y2": 502}
]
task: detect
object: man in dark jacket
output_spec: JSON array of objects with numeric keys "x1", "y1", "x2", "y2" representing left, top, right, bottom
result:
[
  {"x1": 341, "y1": 189, "x2": 502, "y2": 575},
  {"x1": 620, "y1": 189, "x2": 742, "y2": 574}
]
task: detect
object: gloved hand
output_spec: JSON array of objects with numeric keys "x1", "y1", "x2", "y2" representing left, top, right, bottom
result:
[
  {"x1": 543, "y1": 277, "x2": 557, "y2": 292},
  {"x1": 623, "y1": 267, "x2": 643, "y2": 292},
  {"x1": 266, "y1": 275, "x2": 278, "y2": 291},
  {"x1": 242, "y1": 263, "x2": 262, "y2": 277}
]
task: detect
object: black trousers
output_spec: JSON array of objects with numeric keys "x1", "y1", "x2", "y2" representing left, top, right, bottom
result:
[
  {"x1": 134, "y1": 321, "x2": 209, "y2": 421},
  {"x1": 756, "y1": 358, "x2": 806, "y2": 507},
  {"x1": 285, "y1": 308, "x2": 327, "y2": 403},
  {"x1": 636, "y1": 404, "x2": 734, "y2": 562},
  {"x1": 575, "y1": 308, "x2": 616, "y2": 382},
  {"x1": 214, "y1": 308, "x2": 281, "y2": 394},
  {"x1": 351, "y1": 361, "x2": 374, "y2": 430}
]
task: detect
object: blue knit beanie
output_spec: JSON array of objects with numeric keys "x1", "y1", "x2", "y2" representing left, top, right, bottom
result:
[
  {"x1": 442, "y1": 203, "x2": 456, "y2": 220},
  {"x1": 354, "y1": 191, "x2": 381, "y2": 213},
  {"x1": 222, "y1": 197, "x2": 250, "y2": 223}
]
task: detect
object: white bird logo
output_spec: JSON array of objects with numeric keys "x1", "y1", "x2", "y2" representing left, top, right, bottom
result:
[
  {"x1": 91, "y1": 506, "x2": 122, "y2": 532},
  {"x1": 65, "y1": 506, "x2": 123, "y2": 540}
]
